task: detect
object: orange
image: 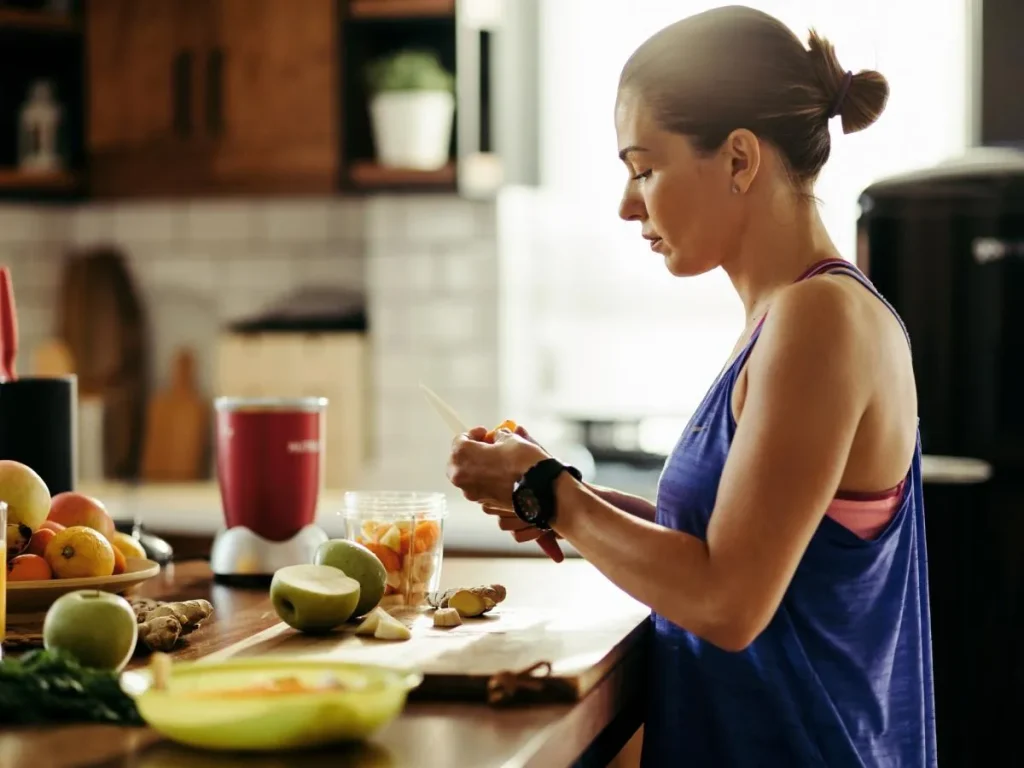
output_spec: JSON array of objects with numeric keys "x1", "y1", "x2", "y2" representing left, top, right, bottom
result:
[
  {"x1": 484, "y1": 419, "x2": 517, "y2": 443},
  {"x1": 362, "y1": 541, "x2": 401, "y2": 573},
  {"x1": 44, "y1": 525, "x2": 116, "y2": 579},
  {"x1": 25, "y1": 527, "x2": 57, "y2": 558},
  {"x1": 111, "y1": 545, "x2": 127, "y2": 575},
  {"x1": 8, "y1": 553, "x2": 53, "y2": 581},
  {"x1": 413, "y1": 520, "x2": 441, "y2": 553},
  {"x1": 112, "y1": 531, "x2": 146, "y2": 561}
]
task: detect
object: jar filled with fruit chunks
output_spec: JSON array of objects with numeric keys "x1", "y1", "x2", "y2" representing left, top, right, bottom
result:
[{"x1": 341, "y1": 491, "x2": 447, "y2": 609}]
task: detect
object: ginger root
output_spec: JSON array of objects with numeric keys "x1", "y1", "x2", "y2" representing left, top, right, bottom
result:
[
  {"x1": 433, "y1": 607, "x2": 463, "y2": 628},
  {"x1": 132, "y1": 598, "x2": 214, "y2": 653},
  {"x1": 427, "y1": 585, "x2": 506, "y2": 618}
]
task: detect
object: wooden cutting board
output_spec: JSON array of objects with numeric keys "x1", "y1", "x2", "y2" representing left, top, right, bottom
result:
[
  {"x1": 202, "y1": 560, "x2": 651, "y2": 705},
  {"x1": 140, "y1": 347, "x2": 209, "y2": 482}
]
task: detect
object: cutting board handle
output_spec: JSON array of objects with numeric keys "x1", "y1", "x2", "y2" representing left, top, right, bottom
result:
[{"x1": 171, "y1": 348, "x2": 197, "y2": 393}]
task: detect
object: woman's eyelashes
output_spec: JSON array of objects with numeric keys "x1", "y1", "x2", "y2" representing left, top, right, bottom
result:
[{"x1": 632, "y1": 168, "x2": 652, "y2": 181}]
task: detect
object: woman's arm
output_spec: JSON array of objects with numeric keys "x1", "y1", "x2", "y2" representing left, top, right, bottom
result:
[
  {"x1": 585, "y1": 484, "x2": 657, "y2": 522},
  {"x1": 549, "y1": 280, "x2": 873, "y2": 651}
]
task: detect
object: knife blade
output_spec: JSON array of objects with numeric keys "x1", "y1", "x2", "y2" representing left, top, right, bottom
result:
[
  {"x1": 419, "y1": 382, "x2": 469, "y2": 435},
  {"x1": 419, "y1": 382, "x2": 565, "y2": 564}
]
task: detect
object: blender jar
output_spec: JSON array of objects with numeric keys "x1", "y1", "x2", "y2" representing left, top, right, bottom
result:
[{"x1": 342, "y1": 491, "x2": 447, "y2": 608}]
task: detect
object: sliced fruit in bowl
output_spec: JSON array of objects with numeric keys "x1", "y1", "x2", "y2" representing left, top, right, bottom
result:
[{"x1": 120, "y1": 655, "x2": 423, "y2": 752}]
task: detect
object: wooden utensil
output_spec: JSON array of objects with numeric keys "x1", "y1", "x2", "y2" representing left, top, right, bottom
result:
[
  {"x1": 419, "y1": 382, "x2": 565, "y2": 563},
  {"x1": 0, "y1": 266, "x2": 19, "y2": 381},
  {"x1": 140, "y1": 348, "x2": 209, "y2": 482}
]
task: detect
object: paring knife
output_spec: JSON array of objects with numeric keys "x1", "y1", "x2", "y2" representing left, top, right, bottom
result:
[{"x1": 419, "y1": 382, "x2": 565, "y2": 563}]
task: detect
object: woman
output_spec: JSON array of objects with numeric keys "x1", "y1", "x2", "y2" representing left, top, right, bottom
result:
[{"x1": 447, "y1": 6, "x2": 935, "y2": 767}]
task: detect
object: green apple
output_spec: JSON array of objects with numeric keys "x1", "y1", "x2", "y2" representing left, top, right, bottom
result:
[
  {"x1": 43, "y1": 589, "x2": 139, "y2": 672},
  {"x1": 313, "y1": 539, "x2": 387, "y2": 617},
  {"x1": 270, "y1": 564, "x2": 361, "y2": 633}
]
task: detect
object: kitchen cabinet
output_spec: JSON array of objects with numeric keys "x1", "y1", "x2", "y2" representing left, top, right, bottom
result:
[
  {"x1": 80, "y1": 0, "x2": 539, "y2": 199},
  {"x1": 87, "y1": 0, "x2": 339, "y2": 198},
  {"x1": 207, "y1": 0, "x2": 339, "y2": 194},
  {"x1": 87, "y1": 0, "x2": 214, "y2": 197}
]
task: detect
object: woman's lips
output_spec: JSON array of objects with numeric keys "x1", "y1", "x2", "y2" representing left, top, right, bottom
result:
[{"x1": 649, "y1": 238, "x2": 664, "y2": 253}]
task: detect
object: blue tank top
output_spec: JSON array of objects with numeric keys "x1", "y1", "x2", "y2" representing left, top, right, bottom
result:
[{"x1": 642, "y1": 259, "x2": 937, "y2": 768}]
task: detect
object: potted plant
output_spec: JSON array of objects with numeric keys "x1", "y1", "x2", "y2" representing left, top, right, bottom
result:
[{"x1": 366, "y1": 49, "x2": 455, "y2": 171}]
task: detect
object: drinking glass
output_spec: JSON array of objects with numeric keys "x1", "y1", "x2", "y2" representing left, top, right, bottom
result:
[{"x1": 0, "y1": 500, "x2": 8, "y2": 659}]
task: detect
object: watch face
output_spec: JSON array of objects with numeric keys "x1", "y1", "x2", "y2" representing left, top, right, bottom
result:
[{"x1": 515, "y1": 487, "x2": 542, "y2": 524}]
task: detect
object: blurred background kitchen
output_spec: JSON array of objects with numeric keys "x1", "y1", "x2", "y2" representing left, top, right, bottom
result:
[{"x1": 0, "y1": 0, "x2": 1022, "y2": 761}]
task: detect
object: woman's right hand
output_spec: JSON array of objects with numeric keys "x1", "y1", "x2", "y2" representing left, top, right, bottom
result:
[{"x1": 483, "y1": 425, "x2": 565, "y2": 563}]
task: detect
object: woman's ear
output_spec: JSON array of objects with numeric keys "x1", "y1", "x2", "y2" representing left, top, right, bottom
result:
[{"x1": 723, "y1": 129, "x2": 761, "y2": 194}]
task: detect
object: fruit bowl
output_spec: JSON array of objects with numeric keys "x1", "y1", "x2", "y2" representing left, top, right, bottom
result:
[
  {"x1": 120, "y1": 658, "x2": 423, "y2": 751},
  {"x1": 5, "y1": 557, "x2": 161, "y2": 614}
]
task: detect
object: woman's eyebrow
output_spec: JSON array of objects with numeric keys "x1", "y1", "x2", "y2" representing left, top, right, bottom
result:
[{"x1": 618, "y1": 145, "x2": 650, "y2": 161}]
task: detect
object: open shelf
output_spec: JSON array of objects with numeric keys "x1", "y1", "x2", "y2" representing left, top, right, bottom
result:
[
  {"x1": 348, "y1": 0, "x2": 454, "y2": 19},
  {"x1": 0, "y1": 168, "x2": 79, "y2": 191},
  {"x1": 0, "y1": 8, "x2": 78, "y2": 33},
  {"x1": 348, "y1": 160, "x2": 455, "y2": 189}
]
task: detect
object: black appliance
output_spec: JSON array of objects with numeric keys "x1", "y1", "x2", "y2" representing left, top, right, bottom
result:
[{"x1": 857, "y1": 147, "x2": 1024, "y2": 768}]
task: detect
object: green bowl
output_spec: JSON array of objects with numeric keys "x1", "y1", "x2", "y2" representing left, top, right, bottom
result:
[{"x1": 120, "y1": 658, "x2": 423, "y2": 752}]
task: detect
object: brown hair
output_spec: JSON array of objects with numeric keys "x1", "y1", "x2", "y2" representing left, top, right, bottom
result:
[{"x1": 618, "y1": 5, "x2": 889, "y2": 183}]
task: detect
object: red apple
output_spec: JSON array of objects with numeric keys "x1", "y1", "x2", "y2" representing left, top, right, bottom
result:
[{"x1": 48, "y1": 492, "x2": 115, "y2": 542}]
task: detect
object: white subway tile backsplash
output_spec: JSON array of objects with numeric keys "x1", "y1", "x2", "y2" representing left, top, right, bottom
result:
[
  {"x1": 3, "y1": 194, "x2": 503, "y2": 490},
  {"x1": 264, "y1": 200, "x2": 333, "y2": 242},
  {"x1": 440, "y1": 242, "x2": 497, "y2": 293},
  {"x1": 0, "y1": 206, "x2": 49, "y2": 244},
  {"x1": 224, "y1": 255, "x2": 295, "y2": 292},
  {"x1": 186, "y1": 201, "x2": 257, "y2": 241},
  {"x1": 403, "y1": 197, "x2": 478, "y2": 242},
  {"x1": 113, "y1": 203, "x2": 185, "y2": 244}
]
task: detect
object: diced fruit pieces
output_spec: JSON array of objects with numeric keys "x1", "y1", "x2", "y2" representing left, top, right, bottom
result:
[
  {"x1": 363, "y1": 541, "x2": 402, "y2": 573},
  {"x1": 484, "y1": 419, "x2": 518, "y2": 442},
  {"x1": 379, "y1": 525, "x2": 401, "y2": 552},
  {"x1": 354, "y1": 607, "x2": 388, "y2": 636},
  {"x1": 373, "y1": 611, "x2": 412, "y2": 641}
]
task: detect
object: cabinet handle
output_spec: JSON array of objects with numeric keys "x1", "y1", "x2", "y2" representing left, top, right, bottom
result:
[
  {"x1": 206, "y1": 47, "x2": 225, "y2": 137},
  {"x1": 172, "y1": 49, "x2": 194, "y2": 138}
]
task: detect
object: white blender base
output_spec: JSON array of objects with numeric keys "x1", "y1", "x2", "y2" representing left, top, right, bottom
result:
[{"x1": 210, "y1": 524, "x2": 329, "y2": 577}]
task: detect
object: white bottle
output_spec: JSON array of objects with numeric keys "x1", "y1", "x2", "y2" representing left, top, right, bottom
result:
[{"x1": 18, "y1": 80, "x2": 63, "y2": 173}]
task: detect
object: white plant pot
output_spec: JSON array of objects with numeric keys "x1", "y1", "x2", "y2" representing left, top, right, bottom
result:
[{"x1": 369, "y1": 91, "x2": 455, "y2": 171}]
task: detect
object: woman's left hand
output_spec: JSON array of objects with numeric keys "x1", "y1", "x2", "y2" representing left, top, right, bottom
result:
[{"x1": 446, "y1": 426, "x2": 549, "y2": 509}]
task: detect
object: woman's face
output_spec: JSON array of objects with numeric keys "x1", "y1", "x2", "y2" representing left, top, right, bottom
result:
[{"x1": 615, "y1": 90, "x2": 746, "y2": 277}]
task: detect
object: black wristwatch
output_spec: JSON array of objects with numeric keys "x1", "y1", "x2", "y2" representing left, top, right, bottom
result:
[{"x1": 511, "y1": 458, "x2": 583, "y2": 530}]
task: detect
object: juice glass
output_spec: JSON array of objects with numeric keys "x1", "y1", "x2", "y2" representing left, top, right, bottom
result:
[
  {"x1": 341, "y1": 492, "x2": 447, "y2": 609},
  {"x1": 0, "y1": 501, "x2": 8, "y2": 659}
]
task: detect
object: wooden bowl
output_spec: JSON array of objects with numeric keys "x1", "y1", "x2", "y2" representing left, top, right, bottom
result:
[{"x1": 6, "y1": 557, "x2": 161, "y2": 614}]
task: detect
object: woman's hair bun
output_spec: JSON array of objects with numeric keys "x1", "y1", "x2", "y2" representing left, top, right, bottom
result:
[{"x1": 807, "y1": 29, "x2": 889, "y2": 134}]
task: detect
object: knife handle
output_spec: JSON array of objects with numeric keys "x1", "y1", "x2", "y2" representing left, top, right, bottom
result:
[{"x1": 537, "y1": 531, "x2": 564, "y2": 562}]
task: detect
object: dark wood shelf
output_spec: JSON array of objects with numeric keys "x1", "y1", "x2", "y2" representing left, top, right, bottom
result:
[
  {"x1": 348, "y1": 160, "x2": 455, "y2": 188},
  {"x1": 0, "y1": 168, "x2": 79, "y2": 191},
  {"x1": 348, "y1": 0, "x2": 454, "y2": 19},
  {"x1": 0, "y1": 8, "x2": 78, "y2": 33}
]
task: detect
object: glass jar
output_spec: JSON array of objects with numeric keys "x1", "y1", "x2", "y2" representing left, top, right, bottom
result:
[{"x1": 341, "y1": 491, "x2": 447, "y2": 609}]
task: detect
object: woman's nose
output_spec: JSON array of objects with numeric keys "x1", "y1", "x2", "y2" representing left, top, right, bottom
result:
[{"x1": 619, "y1": 189, "x2": 645, "y2": 222}]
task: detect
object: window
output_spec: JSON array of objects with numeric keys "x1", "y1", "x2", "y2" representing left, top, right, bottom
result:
[{"x1": 508, "y1": 0, "x2": 969, "y2": 426}]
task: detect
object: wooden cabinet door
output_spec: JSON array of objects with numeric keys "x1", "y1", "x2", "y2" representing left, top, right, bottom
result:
[
  {"x1": 209, "y1": 0, "x2": 340, "y2": 193},
  {"x1": 87, "y1": 0, "x2": 215, "y2": 197}
]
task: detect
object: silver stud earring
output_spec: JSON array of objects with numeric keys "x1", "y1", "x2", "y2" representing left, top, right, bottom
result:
[{"x1": 731, "y1": 183, "x2": 740, "y2": 194}]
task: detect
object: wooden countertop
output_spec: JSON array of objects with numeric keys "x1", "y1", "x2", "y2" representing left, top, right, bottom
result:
[{"x1": 0, "y1": 558, "x2": 649, "y2": 768}]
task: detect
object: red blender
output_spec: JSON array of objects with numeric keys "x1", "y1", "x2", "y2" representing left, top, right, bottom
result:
[{"x1": 210, "y1": 397, "x2": 329, "y2": 582}]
